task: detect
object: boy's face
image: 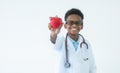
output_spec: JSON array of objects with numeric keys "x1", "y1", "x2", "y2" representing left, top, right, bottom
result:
[{"x1": 64, "y1": 14, "x2": 83, "y2": 35}]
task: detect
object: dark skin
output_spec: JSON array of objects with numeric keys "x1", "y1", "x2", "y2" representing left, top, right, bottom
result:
[{"x1": 48, "y1": 14, "x2": 83, "y2": 43}]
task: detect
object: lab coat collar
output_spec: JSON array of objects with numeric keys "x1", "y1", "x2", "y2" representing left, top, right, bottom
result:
[{"x1": 67, "y1": 34, "x2": 83, "y2": 52}]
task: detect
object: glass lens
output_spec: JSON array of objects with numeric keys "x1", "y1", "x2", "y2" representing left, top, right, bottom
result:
[{"x1": 66, "y1": 20, "x2": 83, "y2": 25}]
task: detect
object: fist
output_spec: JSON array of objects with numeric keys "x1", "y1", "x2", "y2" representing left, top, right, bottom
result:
[{"x1": 49, "y1": 16, "x2": 62, "y2": 29}]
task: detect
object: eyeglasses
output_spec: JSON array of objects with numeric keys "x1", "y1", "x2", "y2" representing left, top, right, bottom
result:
[{"x1": 66, "y1": 20, "x2": 83, "y2": 25}]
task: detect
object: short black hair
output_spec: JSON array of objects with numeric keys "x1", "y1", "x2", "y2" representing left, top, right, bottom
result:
[{"x1": 64, "y1": 8, "x2": 84, "y2": 21}]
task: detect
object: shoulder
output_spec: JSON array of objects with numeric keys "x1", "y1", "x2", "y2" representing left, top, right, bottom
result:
[
  {"x1": 79, "y1": 34, "x2": 91, "y2": 46},
  {"x1": 84, "y1": 39, "x2": 94, "y2": 54},
  {"x1": 79, "y1": 34, "x2": 92, "y2": 49}
]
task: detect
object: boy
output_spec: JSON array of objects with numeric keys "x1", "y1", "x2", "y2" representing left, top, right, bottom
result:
[{"x1": 48, "y1": 8, "x2": 96, "y2": 73}]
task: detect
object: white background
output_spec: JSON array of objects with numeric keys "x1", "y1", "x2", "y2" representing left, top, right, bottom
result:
[{"x1": 0, "y1": 0, "x2": 120, "y2": 73}]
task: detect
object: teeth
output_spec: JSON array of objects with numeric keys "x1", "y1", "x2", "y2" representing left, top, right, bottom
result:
[{"x1": 71, "y1": 28, "x2": 77, "y2": 30}]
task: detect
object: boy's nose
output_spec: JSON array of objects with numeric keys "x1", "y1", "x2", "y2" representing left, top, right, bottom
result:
[{"x1": 72, "y1": 23, "x2": 77, "y2": 26}]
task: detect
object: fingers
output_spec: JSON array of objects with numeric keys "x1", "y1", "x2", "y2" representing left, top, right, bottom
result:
[
  {"x1": 48, "y1": 22, "x2": 64, "y2": 34},
  {"x1": 60, "y1": 23, "x2": 64, "y2": 28},
  {"x1": 48, "y1": 23, "x2": 52, "y2": 30}
]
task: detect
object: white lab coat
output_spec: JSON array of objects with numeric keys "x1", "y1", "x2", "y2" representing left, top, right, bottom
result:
[{"x1": 54, "y1": 35, "x2": 96, "y2": 73}]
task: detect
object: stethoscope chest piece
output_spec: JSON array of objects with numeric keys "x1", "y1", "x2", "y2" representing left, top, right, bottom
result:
[{"x1": 65, "y1": 62, "x2": 71, "y2": 68}]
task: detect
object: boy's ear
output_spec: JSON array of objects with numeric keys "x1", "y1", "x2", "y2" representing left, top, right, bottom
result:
[{"x1": 81, "y1": 25, "x2": 83, "y2": 29}]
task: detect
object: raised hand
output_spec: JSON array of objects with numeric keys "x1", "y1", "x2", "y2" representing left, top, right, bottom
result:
[{"x1": 48, "y1": 23, "x2": 63, "y2": 44}]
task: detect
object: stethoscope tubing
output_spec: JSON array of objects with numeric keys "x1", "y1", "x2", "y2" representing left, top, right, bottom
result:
[{"x1": 65, "y1": 33, "x2": 88, "y2": 68}]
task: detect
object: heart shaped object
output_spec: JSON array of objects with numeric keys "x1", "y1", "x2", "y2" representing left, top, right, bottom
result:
[{"x1": 50, "y1": 16, "x2": 62, "y2": 29}]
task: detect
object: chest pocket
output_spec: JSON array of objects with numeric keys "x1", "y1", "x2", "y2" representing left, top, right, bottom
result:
[{"x1": 80, "y1": 47, "x2": 89, "y2": 62}]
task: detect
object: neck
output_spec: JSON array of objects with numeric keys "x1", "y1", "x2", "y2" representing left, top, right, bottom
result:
[{"x1": 68, "y1": 33, "x2": 79, "y2": 41}]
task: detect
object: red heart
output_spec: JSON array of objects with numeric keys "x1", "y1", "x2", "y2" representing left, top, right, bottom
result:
[{"x1": 50, "y1": 16, "x2": 62, "y2": 29}]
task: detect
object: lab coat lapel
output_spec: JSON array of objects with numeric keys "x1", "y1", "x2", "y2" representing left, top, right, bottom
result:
[
  {"x1": 67, "y1": 37, "x2": 75, "y2": 52},
  {"x1": 76, "y1": 35, "x2": 83, "y2": 53},
  {"x1": 66, "y1": 35, "x2": 83, "y2": 53}
]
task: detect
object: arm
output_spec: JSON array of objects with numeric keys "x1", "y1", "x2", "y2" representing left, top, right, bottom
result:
[
  {"x1": 48, "y1": 23, "x2": 64, "y2": 51},
  {"x1": 89, "y1": 48, "x2": 97, "y2": 73},
  {"x1": 87, "y1": 41, "x2": 97, "y2": 73},
  {"x1": 50, "y1": 32, "x2": 57, "y2": 44}
]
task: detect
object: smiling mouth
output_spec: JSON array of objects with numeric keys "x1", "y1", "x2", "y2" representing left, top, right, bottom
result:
[{"x1": 71, "y1": 28, "x2": 78, "y2": 31}]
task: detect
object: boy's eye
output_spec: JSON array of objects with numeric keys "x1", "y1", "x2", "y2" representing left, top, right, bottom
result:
[{"x1": 66, "y1": 20, "x2": 83, "y2": 25}]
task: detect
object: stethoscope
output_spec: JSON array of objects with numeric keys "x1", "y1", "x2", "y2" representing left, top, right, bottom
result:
[{"x1": 65, "y1": 33, "x2": 88, "y2": 68}]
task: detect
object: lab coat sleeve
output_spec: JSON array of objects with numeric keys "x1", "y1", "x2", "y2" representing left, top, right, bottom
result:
[
  {"x1": 54, "y1": 35, "x2": 64, "y2": 52},
  {"x1": 87, "y1": 41, "x2": 97, "y2": 73}
]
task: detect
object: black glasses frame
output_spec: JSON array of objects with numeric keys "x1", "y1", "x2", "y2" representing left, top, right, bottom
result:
[{"x1": 66, "y1": 20, "x2": 83, "y2": 25}]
